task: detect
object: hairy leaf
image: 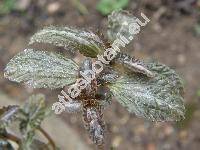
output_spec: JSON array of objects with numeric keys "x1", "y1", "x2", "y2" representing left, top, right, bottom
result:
[
  {"x1": 20, "y1": 94, "x2": 49, "y2": 150},
  {"x1": 97, "y1": 0, "x2": 129, "y2": 15},
  {"x1": 65, "y1": 101, "x2": 82, "y2": 113},
  {"x1": 113, "y1": 53, "x2": 155, "y2": 77},
  {"x1": 0, "y1": 105, "x2": 19, "y2": 128},
  {"x1": 83, "y1": 107, "x2": 105, "y2": 145},
  {"x1": 22, "y1": 94, "x2": 49, "y2": 129},
  {"x1": 108, "y1": 62, "x2": 185, "y2": 121},
  {"x1": 107, "y1": 10, "x2": 137, "y2": 41},
  {"x1": 29, "y1": 26, "x2": 105, "y2": 57},
  {"x1": 97, "y1": 66, "x2": 119, "y2": 84},
  {"x1": 4, "y1": 49, "x2": 79, "y2": 89}
]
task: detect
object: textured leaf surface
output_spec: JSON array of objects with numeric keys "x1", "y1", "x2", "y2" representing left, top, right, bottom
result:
[
  {"x1": 0, "y1": 105, "x2": 19, "y2": 128},
  {"x1": 108, "y1": 62, "x2": 185, "y2": 121},
  {"x1": 107, "y1": 10, "x2": 137, "y2": 41},
  {"x1": 22, "y1": 94, "x2": 49, "y2": 128},
  {"x1": 83, "y1": 107, "x2": 105, "y2": 145},
  {"x1": 113, "y1": 53, "x2": 154, "y2": 77},
  {"x1": 20, "y1": 94, "x2": 49, "y2": 150},
  {"x1": 29, "y1": 26, "x2": 105, "y2": 57},
  {"x1": 65, "y1": 101, "x2": 82, "y2": 113},
  {"x1": 4, "y1": 49, "x2": 79, "y2": 89}
]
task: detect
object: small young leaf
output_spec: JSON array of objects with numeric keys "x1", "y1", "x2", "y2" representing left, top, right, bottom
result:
[
  {"x1": 108, "y1": 62, "x2": 185, "y2": 121},
  {"x1": 97, "y1": 0, "x2": 129, "y2": 15},
  {"x1": 4, "y1": 49, "x2": 79, "y2": 89},
  {"x1": 83, "y1": 107, "x2": 105, "y2": 145},
  {"x1": 0, "y1": 105, "x2": 19, "y2": 128},
  {"x1": 107, "y1": 10, "x2": 137, "y2": 41},
  {"x1": 29, "y1": 26, "x2": 105, "y2": 57},
  {"x1": 113, "y1": 53, "x2": 154, "y2": 77},
  {"x1": 20, "y1": 94, "x2": 49, "y2": 150},
  {"x1": 98, "y1": 66, "x2": 119, "y2": 84},
  {"x1": 65, "y1": 101, "x2": 82, "y2": 113},
  {"x1": 22, "y1": 94, "x2": 49, "y2": 129}
]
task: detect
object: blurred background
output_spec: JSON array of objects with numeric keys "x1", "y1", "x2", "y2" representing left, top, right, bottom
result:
[{"x1": 0, "y1": 0, "x2": 200, "y2": 149}]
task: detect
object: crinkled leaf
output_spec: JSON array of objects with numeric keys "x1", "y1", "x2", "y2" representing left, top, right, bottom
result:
[
  {"x1": 113, "y1": 52, "x2": 155, "y2": 78},
  {"x1": 0, "y1": 105, "x2": 19, "y2": 129},
  {"x1": 65, "y1": 101, "x2": 82, "y2": 113},
  {"x1": 22, "y1": 94, "x2": 49, "y2": 129},
  {"x1": 83, "y1": 107, "x2": 105, "y2": 145},
  {"x1": 29, "y1": 26, "x2": 105, "y2": 57},
  {"x1": 4, "y1": 49, "x2": 79, "y2": 89},
  {"x1": 108, "y1": 62, "x2": 185, "y2": 121},
  {"x1": 107, "y1": 10, "x2": 137, "y2": 41},
  {"x1": 97, "y1": 0, "x2": 129, "y2": 15},
  {"x1": 20, "y1": 94, "x2": 49, "y2": 150}
]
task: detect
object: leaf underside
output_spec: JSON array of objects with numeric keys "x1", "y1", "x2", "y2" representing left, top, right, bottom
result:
[
  {"x1": 29, "y1": 26, "x2": 105, "y2": 58},
  {"x1": 4, "y1": 49, "x2": 79, "y2": 89},
  {"x1": 109, "y1": 62, "x2": 185, "y2": 121}
]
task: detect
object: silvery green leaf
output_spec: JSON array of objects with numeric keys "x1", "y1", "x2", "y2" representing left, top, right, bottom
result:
[
  {"x1": 4, "y1": 49, "x2": 79, "y2": 89},
  {"x1": 65, "y1": 101, "x2": 82, "y2": 113},
  {"x1": 29, "y1": 26, "x2": 105, "y2": 57},
  {"x1": 20, "y1": 94, "x2": 49, "y2": 150},
  {"x1": 113, "y1": 53, "x2": 154, "y2": 77},
  {"x1": 98, "y1": 68, "x2": 119, "y2": 84},
  {"x1": 83, "y1": 107, "x2": 105, "y2": 145},
  {"x1": 108, "y1": 62, "x2": 185, "y2": 121},
  {"x1": 23, "y1": 94, "x2": 48, "y2": 128},
  {"x1": 0, "y1": 105, "x2": 19, "y2": 129},
  {"x1": 107, "y1": 10, "x2": 137, "y2": 41}
]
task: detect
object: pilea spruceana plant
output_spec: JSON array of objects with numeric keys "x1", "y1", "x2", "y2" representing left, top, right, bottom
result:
[
  {"x1": 0, "y1": 94, "x2": 57, "y2": 150},
  {"x1": 4, "y1": 10, "x2": 185, "y2": 146}
]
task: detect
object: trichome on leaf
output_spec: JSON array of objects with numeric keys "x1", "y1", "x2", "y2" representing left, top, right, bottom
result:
[
  {"x1": 4, "y1": 10, "x2": 185, "y2": 146},
  {"x1": 0, "y1": 94, "x2": 56, "y2": 150}
]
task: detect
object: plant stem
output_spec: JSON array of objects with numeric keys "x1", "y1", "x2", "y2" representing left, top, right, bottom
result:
[{"x1": 38, "y1": 127, "x2": 56, "y2": 150}]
